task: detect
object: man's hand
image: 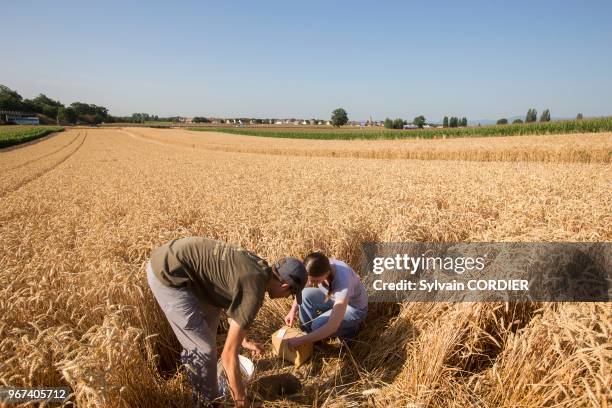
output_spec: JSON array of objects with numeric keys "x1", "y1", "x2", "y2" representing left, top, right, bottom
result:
[
  {"x1": 242, "y1": 339, "x2": 265, "y2": 356},
  {"x1": 285, "y1": 299, "x2": 299, "y2": 326},
  {"x1": 235, "y1": 399, "x2": 262, "y2": 408},
  {"x1": 284, "y1": 309, "x2": 296, "y2": 326},
  {"x1": 222, "y1": 319, "x2": 247, "y2": 405},
  {"x1": 235, "y1": 400, "x2": 263, "y2": 408}
]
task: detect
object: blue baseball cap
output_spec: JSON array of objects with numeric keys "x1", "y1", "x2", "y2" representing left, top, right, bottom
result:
[{"x1": 272, "y1": 257, "x2": 307, "y2": 304}]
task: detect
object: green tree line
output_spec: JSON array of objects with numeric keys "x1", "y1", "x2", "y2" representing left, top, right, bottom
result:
[
  {"x1": 0, "y1": 84, "x2": 182, "y2": 125},
  {"x1": 0, "y1": 84, "x2": 110, "y2": 124}
]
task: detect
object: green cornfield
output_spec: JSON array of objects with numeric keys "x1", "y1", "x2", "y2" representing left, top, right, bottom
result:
[
  {"x1": 188, "y1": 117, "x2": 612, "y2": 140},
  {"x1": 0, "y1": 126, "x2": 65, "y2": 148}
]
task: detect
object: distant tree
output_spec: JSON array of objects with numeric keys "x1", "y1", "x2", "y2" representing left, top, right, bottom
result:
[
  {"x1": 393, "y1": 118, "x2": 406, "y2": 129},
  {"x1": 30, "y1": 94, "x2": 64, "y2": 119},
  {"x1": 384, "y1": 118, "x2": 407, "y2": 129},
  {"x1": 540, "y1": 109, "x2": 551, "y2": 122},
  {"x1": 526, "y1": 108, "x2": 537, "y2": 123},
  {"x1": 443, "y1": 116, "x2": 449, "y2": 128},
  {"x1": 70, "y1": 102, "x2": 108, "y2": 123},
  {"x1": 0, "y1": 84, "x2": 25, "y2": 111},
  {"x1": 497, "y1": 118, "x2": 508, "y2": 125},
  {"x1": 576, "y1": 113, "x2": 583, "y2": 120},
  {"x1": 460, "y1": 117, "x2": 468, "y2": 127},
  {"x1": 449, "y1": 117, "x2": 459, "y2": 128},
  {"x1": 513, "y1": 118, "x2": 523, "y2": 124},
  {"x1": 413, "y1": 115, "x2": 426, "y2": 128},
  {"x1": 192, "y1": 117, "x2": 210, "y2": 123},
  {"x1": 70, "y1": 102, "x2": 109, "y2": 124},
  {"x1": 331, "y1": 108, "x2": 348, "y2": 127},
  {"x1": 58, "y1": 106, "x2": 78, "y2": 124},
  {"x1": 131, "y1": 113, "x2": 144, "y2": 123}
]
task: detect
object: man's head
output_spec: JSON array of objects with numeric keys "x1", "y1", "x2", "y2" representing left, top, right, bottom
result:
[{"x1": 266, "y1": 257, "x2": 307, "y2": 303}]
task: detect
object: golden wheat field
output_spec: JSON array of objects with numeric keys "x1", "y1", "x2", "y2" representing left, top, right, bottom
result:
[
  {"x1": 125, "y1": 127, "x2": 612, "y2": 163},
  {"x1": 0, "y1": 128, "x2": 610, "y2": 407}
]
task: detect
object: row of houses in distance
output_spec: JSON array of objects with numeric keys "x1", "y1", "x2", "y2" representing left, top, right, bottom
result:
[
  {"x1": 177, "y1": 117, "x2": 335, "y2": 125},
  {"x1": 177, "y1": 117, "x2": 391, "y2": 126},
  {"x1": 170, "y1": 116, "x2": 447, "y2": 128}
]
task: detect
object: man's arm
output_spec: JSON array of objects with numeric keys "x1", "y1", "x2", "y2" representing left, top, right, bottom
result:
[
  {"x1": 241, "y1": 337, "x2": 265, "y2": 355},
  {"x1": 284, "y1": 298, "x2": 299, "y2": 326},
  {"x1": 298, "y1": 299, "x2": 348, "y2": 343},
  {"x1": 221, "y1": 318, "x2": 248, "y2": 406}
]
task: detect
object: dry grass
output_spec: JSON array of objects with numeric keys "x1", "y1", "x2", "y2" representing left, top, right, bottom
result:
[
  {"x1": 124, "y1": 127, "x2": 612, "y2": 163},
  {"x1": 0, "y1": 128, "x2": 610, "y2": 407}
]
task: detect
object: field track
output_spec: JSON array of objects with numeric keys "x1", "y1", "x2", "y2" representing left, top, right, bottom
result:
[
  {"x1": 0, "y1": 128, "x2": 64, "y2": 153},
  {"x1": 2, "y1": 131, "x2": 81, "y2": 171},
  {"x1": 0, "y1": 131, "x2": 87, "y2": 197},
  {"x1": 0, "y1": 128, "x2": 610, "y2": 407}
]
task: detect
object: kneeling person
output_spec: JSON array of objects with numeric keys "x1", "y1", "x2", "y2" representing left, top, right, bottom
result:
[{"x1": 284, "y1": 252, "x2": 368, "y2": 350}]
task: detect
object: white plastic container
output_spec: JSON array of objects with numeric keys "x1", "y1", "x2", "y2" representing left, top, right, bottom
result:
[{"x1": 217, "y1": 354, "x2": 255, "y2": 397}]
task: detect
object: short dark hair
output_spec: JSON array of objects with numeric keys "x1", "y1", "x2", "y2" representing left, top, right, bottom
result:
[
  {"x1": 303, "y1": 252, "x2": 330, "y2": 277},
  {"x1": 303, "y1": 252, "x2": 333, "y2": 299}
]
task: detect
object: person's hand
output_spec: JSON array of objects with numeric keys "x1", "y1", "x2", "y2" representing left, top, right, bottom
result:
[
  {"x1": 242, "y1": 340, "x2": 265, "y2": 356},
  {"x1": 285, "y1": 336, "x2": 304, "y2": 351},
  {"x1": 284, "y1": 309, "x2": 296, "y2": 326},
  {"x1": 234, "y1": 401, "x2": 263, "y2": 408},
  {"x1": 235, "y1": 398, "x2": 262, "y2": 408}
]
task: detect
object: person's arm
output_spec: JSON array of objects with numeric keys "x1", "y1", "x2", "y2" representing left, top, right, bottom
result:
[
  {"x1": 292, "y1": 299, "x2": 348, "y2": 345},
  {"x1": 241, "y1": 337, "x2": 264, "y2": 355},
  {"x1": 221, "y1": 318, "x2": 248, "y2": 407},
  {"x1": 284, "y1": 298, "x2": 299, "y2": 326}
]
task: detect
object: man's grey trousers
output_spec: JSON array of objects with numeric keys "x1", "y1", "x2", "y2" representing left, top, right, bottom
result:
[{"x1": 146, "y1": 262, "x2": 222, "y2": 403}]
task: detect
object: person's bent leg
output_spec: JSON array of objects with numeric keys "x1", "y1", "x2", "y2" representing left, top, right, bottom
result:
[
  {"x1": 334, "y1": 305, "x2": 368, "y2": 340},
  {"x1": 298, "y1": 288, "x2": 333, "y2": 333},
  {"x1": 309, "y1": 304, "x2": 368, "y2": 340},
  {"x1": 147, "y1": 262, "x2": 221, "y2": 404}
]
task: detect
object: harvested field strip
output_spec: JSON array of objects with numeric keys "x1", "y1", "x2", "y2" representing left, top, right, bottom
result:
[
  {"x1": 0, "y1": 131, "x2": 87, "y2": 198},
  {"x1": 125, "y1": 127, "x2": 612, "y2": 164},
  {"x1": 2, "y1": 131, "x2": 81, "y2": 171},
  {"x1": 0, "y1": 129, "x2": 79, "y2": 171}
]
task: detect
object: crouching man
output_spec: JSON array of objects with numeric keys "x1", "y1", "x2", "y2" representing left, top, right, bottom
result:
[{"x1": 146, "y1": 237, "x2": 307, "y2": 406}]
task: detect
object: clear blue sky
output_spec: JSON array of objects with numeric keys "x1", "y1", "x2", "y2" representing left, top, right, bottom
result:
[{"x1": 2, "y1": 0, "x2": 611, "y2": 122}]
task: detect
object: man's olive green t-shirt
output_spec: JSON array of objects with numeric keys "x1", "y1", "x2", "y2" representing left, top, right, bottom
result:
[{"x1": 150, "y1": 237, "x2": 271, "y2": 329}]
